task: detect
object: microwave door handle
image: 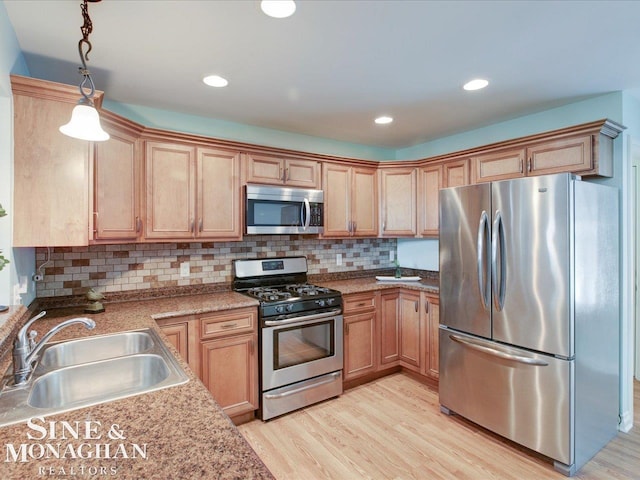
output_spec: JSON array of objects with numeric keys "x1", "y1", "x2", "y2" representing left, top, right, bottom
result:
[{"x1": 301, "y1": 198, "x2": 311, "y2": 231}]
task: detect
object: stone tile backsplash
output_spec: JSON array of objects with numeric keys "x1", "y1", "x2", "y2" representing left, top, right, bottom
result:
[{"x1": 35, "y1": 236, "x2": 397, "y2": 298}]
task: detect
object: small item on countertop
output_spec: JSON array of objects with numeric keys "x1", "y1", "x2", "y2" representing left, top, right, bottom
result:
[
  {"x1": 376, "y1": 276, "x2": 422, "y2": 282},
  {"x1": 84, "y1": 287, "x2": 105, "y2": 313}
]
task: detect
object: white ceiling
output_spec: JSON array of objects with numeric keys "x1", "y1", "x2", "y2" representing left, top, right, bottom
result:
[{"x1": 5, "y1": 0, "x2": 640, "y2": 149}]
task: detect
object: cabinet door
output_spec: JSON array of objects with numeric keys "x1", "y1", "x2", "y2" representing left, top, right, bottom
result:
[
  {"x1": 426, "y1": 296, "x2": 440, "y2": 378},
  {"x1": 380, "y1": 168, "x2": 417, "y2": 237},
  {"x1": 13, "y1": 84, "x2": 90, "y2": 247},
  {"x1": 344, "y1": 311, "x2": 377, "y2": 380},
  {"x1": 144, "y1": 142, "x2": 196, "y2": 239},
  {"x1": 352, "y1": 167, "x2": 378, "y2": 236},
  {"x1": 527, "y1": 135, "x2": 592, "y2": 175},
  {"x1": 399, "y1": 291, "x2": 421, "y2": 371},
  {"x1": 443, "y1": 159, "x2": 470, "y2": 188},
  {"x1": 379, "y1": 291, "x2": 400, "y2": 366},
  {"x1": 159, "y1": 323, "x2": 188, "y2": 358},
  {"x1": 471, "y1": 148, "x2": 525, "y2": 184},
  {"x1": 323, "y1": 163, "x2": 351, "y2": 237},
  {"x1": 201, "y1": 333, "x2": 258, "y2": 417},
  {"x1": 419, "y1": 164, "x2": 442, "y2": 237},
  {"x1": 94, "y1": 125, "x2": 140, "y2": 240},
  {"x1": 197, "y1": 147, "x2": 242, "y2": 240},
  {"x1": 245, "y1": 153, "x2": 284, "y2": 185},
  {"x1": 285, "y1": 158, "x2": 320, "y2": 188}
]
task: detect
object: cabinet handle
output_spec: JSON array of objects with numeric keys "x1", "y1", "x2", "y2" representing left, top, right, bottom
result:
[
  {"x1": 250, "y1": 339, "x2": 254, "y2": 354},
  {"x1": 353, "y1": 221, "x2": 357, "y2": 234},
  {"x1": 220, "y1": 322, "x2": 238, "y2": 329},
  {"x1": 527, "y1": 157, "x2": 532, "y2": 172},
  {"x1": 520, "y1": 159, "x2": 523, "y2": 173},
  {"x1": 425, "y1": 302, "x2": 429, "y2": 314},
  {"x1": 415, "y1": 301, "x2": 419, "y2": 312},
  {"x1": 93, "y1": 212, "x2": 98, "y2": 233},
  {"x1": 285, "y1": 167, "x2": 289, "y2": 181},
  {"x1": 190, "y1": 219, "x2": 195, "y2": 233},
  {"x1": 199, "y1": 218, "x2": 203, "y2": 232},
  {"x1": 357, "y1": 302, "x2": 366, "y2": 307},
  {"x1": 345, "y1": 323, "x2": 350, "y2": 334},
  {"x1": 382, "y1": 221, "x2": 386, "y2": 231},
  {"x1": 136, "y1": 216, "x2": 142, "y2": 233}
]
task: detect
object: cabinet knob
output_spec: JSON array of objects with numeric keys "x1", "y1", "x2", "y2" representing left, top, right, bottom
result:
[{"x1": 135, "y1": 216, "x2": 142, "y2": 233}]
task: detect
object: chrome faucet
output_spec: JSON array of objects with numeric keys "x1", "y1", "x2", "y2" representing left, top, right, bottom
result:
[{"x1": 12, "y1": 311, "x2": 96, "y2": 385}]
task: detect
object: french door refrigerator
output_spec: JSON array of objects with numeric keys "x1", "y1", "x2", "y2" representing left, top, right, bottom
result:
[{"x1": 438, "y1": 173, "x2": 619, "y2": 476}]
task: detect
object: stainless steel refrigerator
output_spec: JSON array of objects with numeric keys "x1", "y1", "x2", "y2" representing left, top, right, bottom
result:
[{"x1": 438, "y1": 173, "x2": 619, "y2": 476}]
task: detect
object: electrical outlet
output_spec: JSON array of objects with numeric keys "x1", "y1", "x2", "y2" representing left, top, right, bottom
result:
[
  {"x1": 180, "y1": 262, "x2": 190, "y2": 277},
  {"x1": 336, "y1": 253, "x2": 342, "y2": 266},
  {"x1": 33, "y1": 273, "x2": 44, "y2": 282},
  {"x1": 389, "y1": 250, "x2": 395, "y2": 262}
]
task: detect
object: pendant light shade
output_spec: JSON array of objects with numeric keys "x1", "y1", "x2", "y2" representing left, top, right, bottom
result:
[
  {"x1": 59, "y1": 101, "x2": 109, "y2": 141},
  {"x1": 60, "y1": 0, "x2": 109, "y2": 142}
]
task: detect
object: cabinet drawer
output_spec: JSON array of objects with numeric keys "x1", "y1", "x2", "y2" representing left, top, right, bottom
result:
[
  {"x1": 343, "y1": 292, "x2": 377, "y2": 313},
  {"x1": 200, "y1": 308, "x2": 256, "y2": 339}
]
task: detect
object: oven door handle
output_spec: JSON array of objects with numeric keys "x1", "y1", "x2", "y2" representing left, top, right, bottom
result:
[
  {"x1": 263, "y1": 372, "x2": 341, "y2": 399},
  {"x1": 263, "y1": 308, "x2": 342, "y2": 326}
]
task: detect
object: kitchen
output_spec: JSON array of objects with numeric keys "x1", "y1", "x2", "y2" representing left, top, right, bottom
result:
[{"x1": 1, "y1": 1, "x2": 640, "y2": 479}]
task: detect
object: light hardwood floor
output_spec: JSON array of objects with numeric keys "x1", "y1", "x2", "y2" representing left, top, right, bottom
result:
[{"x1": 239, "y1": 373, "x2": 640, "y2": 480}]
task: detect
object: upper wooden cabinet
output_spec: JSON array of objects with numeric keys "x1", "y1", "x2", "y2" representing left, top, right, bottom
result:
[
  {"x1": 418, "y1": 164, "x2": 442, "y2": 237},
  {"x1": 144, "y1": 142, "x2": 242, "y2": 241},
  {"x1": 245, "y1": 152, "x2": 320, "y2": 188},
  {"x1": 471, "y1": 148, "x2": 525, "y2": 184},
  {"x1": 11, "y1": 75, "x2": 98, "y2": 247},
  {"x1": 323, "y1": 163, "x2": 378, "y2": 237},
  {"x1": 443, "y1": 159, "x2": 470, "y2": 188},
  {"x1": 526, "y1": 134, "x2": 592, "y2": 176},
  {"x1": 379, "y1": 167, "x2": 417, "y2": 237},
  {"x1": 93, "y1": 115, "x2": 143, "y2": 241}
]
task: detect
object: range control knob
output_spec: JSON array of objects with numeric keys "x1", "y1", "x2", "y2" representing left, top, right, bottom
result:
[
  {"x1": 286, "y1": 304, "x2": 294, "y2": 312},
  {"x1": 275, "y1": 305, "x2": 284, "y2": 313},
  {"x1": 326, "y1": 298, "x2": 335, "y2": 305},
  {"x1": 315, "y1": 299, "x2": 326, "y2": 307}
]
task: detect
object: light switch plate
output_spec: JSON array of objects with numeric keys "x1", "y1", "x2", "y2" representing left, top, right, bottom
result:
[
  {"x1": 180, "y1": 262, "x2": 190, "y2": 277},
  {"x1": 336, "y1": 253, "x2": 342, "y2": 266}
]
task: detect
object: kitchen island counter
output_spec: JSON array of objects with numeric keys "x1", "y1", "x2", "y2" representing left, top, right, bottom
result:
[{"x1": 0, "y1": 292, "x2": 273, "y2": 480}]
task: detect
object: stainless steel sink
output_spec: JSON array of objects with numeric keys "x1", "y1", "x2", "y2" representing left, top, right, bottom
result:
[
  {"x1": 37, "y1": 330, "x2": 154, "y2": 371},
  {"x1": 29, "y1": 354, "x2": 173, "y2": 408},
  {"x1": 0, "y1": 328, "x2": 188, "y2": 427}
]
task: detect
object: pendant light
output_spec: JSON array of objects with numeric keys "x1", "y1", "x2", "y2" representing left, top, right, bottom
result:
[{"x1": 59, "y1": 0, "x2": 109, "y2": 142}]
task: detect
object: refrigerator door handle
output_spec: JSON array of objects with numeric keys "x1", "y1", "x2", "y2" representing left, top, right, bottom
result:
[
  {"x1": 449, "y1": 334, "x2": 549, "y2": 366},
  {"x1": 491, "y1": 210, "x2": 506, "y2": 311},
  {"x1": 477, "y1": 211, "x2": 490, "y2": 309}
]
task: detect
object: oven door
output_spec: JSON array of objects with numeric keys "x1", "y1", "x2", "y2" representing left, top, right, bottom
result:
[{"x1": 261, "y1": 311, "x2": 343, "y2": 391}]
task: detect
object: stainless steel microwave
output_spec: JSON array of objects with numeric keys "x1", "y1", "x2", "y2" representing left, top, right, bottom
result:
[{"x1": 245, "y1": 184, "x2": 324, "y2": 235}]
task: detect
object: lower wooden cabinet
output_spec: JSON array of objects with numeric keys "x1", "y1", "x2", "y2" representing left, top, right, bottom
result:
[
  {"x1": 398, "y1": 290, "x2": 421, "y2": 371},
  {"x1": 379, "y1": 291, "x2": 400, "y2": 366},
  {"x1": 156, "y1": 306, "x2": 259, "y2": 421},
  {"x1": 201, "y1": 333, "x2": 258, "y2": 418},
  {"x1": 425, "y1": 295, "x2": 440, "y2": 378},
  {"x1": 343, "y1": 292, "x2": 378, "y2": 381}
]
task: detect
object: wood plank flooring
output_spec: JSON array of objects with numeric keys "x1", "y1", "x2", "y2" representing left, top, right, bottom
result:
[{"x1": 238, "y1": 373, "x2": 640, "y2": 480}]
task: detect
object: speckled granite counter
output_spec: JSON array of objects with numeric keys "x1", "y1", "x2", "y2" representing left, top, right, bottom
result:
[
  {"x1": 0, "y1": 292, "x2": 273, "y2": 480},
  {"x1": 316, "y1": 276, "x2": 439, "y2": 296}
]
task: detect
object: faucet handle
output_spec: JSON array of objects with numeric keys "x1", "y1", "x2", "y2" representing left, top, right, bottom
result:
[{"x1": 28, "y1": 330, "x2": 37, "y2": 350}]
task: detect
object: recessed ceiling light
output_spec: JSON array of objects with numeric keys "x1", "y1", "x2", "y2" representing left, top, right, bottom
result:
[
  {"x1": 203, "y1": 75, "x2": 229, "y2": 88},
  {"x1": 261, "y1": 0, "x2": 296, "y2": 18},
  {"x1": 463, "y1": 78, "x2": 489, "y2": 91},
  {"x1": 375, "y1": 116, "x2": 394, "y2": 125}
]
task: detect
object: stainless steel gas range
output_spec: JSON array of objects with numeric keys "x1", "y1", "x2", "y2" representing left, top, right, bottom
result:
[{"x1": 233, "y1": 256, "x2": 343, "y2": 420}]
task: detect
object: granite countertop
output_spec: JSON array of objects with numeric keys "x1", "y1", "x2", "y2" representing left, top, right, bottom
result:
[
  {"x1": 0, "y1": 292, "x2": 272, "y2": 480},
  {"x1": 317, "y1": 276, "x2": 439, "y2": 296}
]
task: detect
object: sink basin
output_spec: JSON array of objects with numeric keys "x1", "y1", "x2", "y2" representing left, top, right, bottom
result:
[
  {"x1": 37, "y1": 330, "x2": 154, "y2": 371},
  {"x1": 0, "y1": 328, "x2": 188, "y2": 427},
  {"x1": 29, "y1": 354, "x2": 172, "y2": 409}
]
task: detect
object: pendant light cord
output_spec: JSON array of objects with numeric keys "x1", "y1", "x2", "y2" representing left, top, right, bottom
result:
[{"x1": 77, "y1": 0, "x2": 96, "y2": 105}]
